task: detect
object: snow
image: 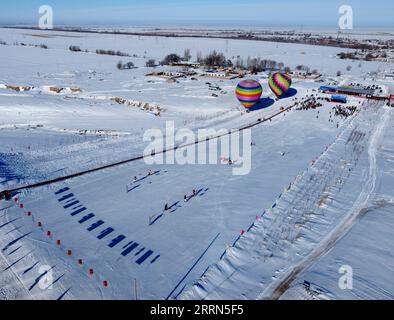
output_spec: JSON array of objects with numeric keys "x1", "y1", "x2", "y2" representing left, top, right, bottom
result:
[
  {"x1": 0, "y1": 27, "x2": 391, "y2": 80},
  {"x1": 282, "y1": 105, "x2": 394, "y2": 300},
  {"x1": 181, "y1": 101, "x2": 394, "y2": 300},
  {"x1": 0, "y1": 27, "x2": 393, "y2": 300}
]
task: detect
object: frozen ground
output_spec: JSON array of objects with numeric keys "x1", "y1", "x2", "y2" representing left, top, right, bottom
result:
[
  {"x1": 0, "y1": 27, "x2": 391, "y2": 79},
  {"x1": 0, "y1": 27, "x2": 393, "y2": 300}
]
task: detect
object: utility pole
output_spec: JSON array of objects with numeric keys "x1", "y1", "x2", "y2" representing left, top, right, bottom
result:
[{"x1": 336, "y1": 29, "x2": 341, "y2": 42}]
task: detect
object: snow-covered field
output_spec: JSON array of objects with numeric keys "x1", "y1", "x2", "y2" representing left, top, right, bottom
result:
[{"x1": 0, "y1": 27, "x2": 393, "y2": 300}]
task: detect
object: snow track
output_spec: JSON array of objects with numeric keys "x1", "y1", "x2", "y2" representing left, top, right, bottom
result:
[
  {"x1": 180, "y1": 101, "x2": 390, "y2": 300},
  {"x1": 260, "y1": 103, "x2": 390, "y2": 299}
]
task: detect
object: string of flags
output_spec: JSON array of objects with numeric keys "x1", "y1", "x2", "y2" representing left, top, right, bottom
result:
[
  {"x1": 12, "y1": 196, "x2": 109, "y2": 289},
  {"x1": 5, "y1": 117, "x2": 350, "y2": 292},
  {"x1": 218, "y1": 130, "x2": 341, "y2": 264}
]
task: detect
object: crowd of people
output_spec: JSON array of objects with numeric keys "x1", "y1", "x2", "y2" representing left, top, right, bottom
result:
[
  {"x1": 295, "y1": 97, "x2": 324, "y2": 111},
  {"x1": 331, "y1": 105, "x2": 358, "y2": 119},
  {"x1": 292, "y1": 93, "x2": 360, "y2": 129}
]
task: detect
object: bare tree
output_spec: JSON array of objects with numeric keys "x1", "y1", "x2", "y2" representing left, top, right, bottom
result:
[
  {"x1": 234, "y1": 57, "x2": 245, "y2": 70},
  {"x1": 203, "y1": 50, "x2": 226, "y2": 67},
  {"x1": 265, "y1": 60, "x2": 277, "y2": 70},
  {"x1": 69, "y1": 45, "x2": 82, "y2": 52},
  {"x1": 145, "y1": 59, "x2": 156, "y2": 67},
  {"x1": 196, "y1": 51, "x2": 203, "y2": 63},
  {"x1": 247, "y1": 57, "x2": 263, "y2": 74},
  {"x1": 295, "y1": 65, "x2": 310, "y2": 73},
  {"x1": 117, "y1": 61, "x2": 135, "y2": 70},
  {"x1": 161, "y1": 54, "x2": 182, "y2": 65},
  {"x1": 183, "y1": 48, "x2": 192, "y2": 62},
  {"x1": 123, "y1": 62, "x2": 135, "y2": 69}
]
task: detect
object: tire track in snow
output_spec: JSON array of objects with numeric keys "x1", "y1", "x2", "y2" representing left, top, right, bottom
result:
[
  {"x1": 259, "y1": 103, "x2": 390, "y2": 300},
  {"x1": 0, "y1": 206, "x2": 33, "y2": 300}
]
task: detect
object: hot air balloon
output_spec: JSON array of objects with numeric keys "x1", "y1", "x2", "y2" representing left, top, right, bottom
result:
[
  {"x1": 235, "y1": 79, "x2": 263, "y2": 108},
  {"x1": 269, "y1": 72, "x2": 292, "y2": 98}
]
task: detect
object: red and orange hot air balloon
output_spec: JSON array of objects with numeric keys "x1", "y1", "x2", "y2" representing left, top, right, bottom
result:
[{"x1": 235, "y1": 79, "x2": 263, "y2": 108}]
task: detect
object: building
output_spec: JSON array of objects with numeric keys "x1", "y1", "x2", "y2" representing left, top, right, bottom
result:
[
  {"x1": 335, "y1": 86, "x2": 376, "y2": 97},
  {"x1": 319, "y1": 86, "x2": 337, "y2": 93},
  {"x1": 171, "y1": 62, "x2": 201, "y2": 69},
  {"x1": 145, "y1": 71, "x2": 186, "y2": 79},
  {"x1": 199, "y1": 70, "x2": 240, "y2": 80},
  {"x1": 331, "y1": 95, "x2": 347, "y2": 103},
  {"x1": 319, "y1": 85, "x2": 376, "y2": 98},
  {"x1": 293, "y1": 71, "x2": 308, "y2": 78},
  {"x1": 384, "y1": 70, "x2": 394, "y2": 79}
]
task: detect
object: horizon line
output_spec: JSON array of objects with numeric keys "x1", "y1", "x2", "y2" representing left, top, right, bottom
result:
[{"x1": 2, "y1": 21, "x2": 394, "y2": 29}]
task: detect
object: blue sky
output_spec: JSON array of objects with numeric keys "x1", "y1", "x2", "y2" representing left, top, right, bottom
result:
[{"x1": 0, "y1": 0, "x2": 393, "y2": 27}]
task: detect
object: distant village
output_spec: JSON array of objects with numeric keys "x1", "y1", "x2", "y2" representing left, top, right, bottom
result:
[
  {"x1": 337, "y1": 49, "x2": 394, "y2": 63},
  {"x1": 143, "y1": 50, "x2": 321, "y2": 83}
]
